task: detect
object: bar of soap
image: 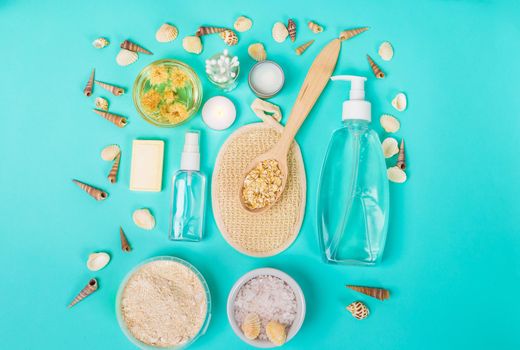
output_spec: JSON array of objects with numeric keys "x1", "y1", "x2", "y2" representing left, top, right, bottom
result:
[{"x1": 129, "y1": 140, "x2": 164, "y2": 192}]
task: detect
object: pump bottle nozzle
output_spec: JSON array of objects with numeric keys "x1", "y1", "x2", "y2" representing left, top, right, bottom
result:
[{"x1": 330, "y1": 75, "x2": 371, "y2": 121}]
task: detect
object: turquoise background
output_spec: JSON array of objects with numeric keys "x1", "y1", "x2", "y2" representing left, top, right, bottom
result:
[{"x1": 1, "y1": 0, "x2": 519, "y2": 348}]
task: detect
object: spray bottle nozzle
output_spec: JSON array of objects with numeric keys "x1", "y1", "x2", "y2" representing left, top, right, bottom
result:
[
  {"x1": 330, "y1": 75, "x2": 371, "y2": 121},
  {"x1": 331, "y1": 75, "x2": 367, "y2": 100}
]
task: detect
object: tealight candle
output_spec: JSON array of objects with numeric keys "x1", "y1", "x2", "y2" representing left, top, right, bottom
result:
[
  {"x1": 248, "y1": 60, "x2": 285, "y2": 98},
  {"x1": 201, "y1": 96, "x2": 237, "y2": 131}
]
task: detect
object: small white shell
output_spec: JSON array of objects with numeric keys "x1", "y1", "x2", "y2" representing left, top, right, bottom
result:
[
  {"x1": 155, "y1": 23, "x2": 178, "y2": 43},
  {"x1": 116, "y1": 48, "x2": 138, "y2": 66},
  {"x1": 101, "y1": 144, "x2": 120, "y2": 161},
  {"x1": 380, "y1": 114, "x2": 401, "y2": 133},
  {"x1": 132, "y1": 208, "x2": 156, "y2": 230},
  {"x1": 87, "y1": 252, "x2": 110, "y2": 271},
  {"x1": 382, "y1": 137, "x2": 399, "y2": 158},
  {"x1": 272, "y1": 22, "x2": 289, "y2": 43},
  {"x1": 234, "y1": 16, "x2": 253, "y2": 32},
  {"x1": 95, "y1": 97, "x2": 108, "y2": 111},
  {"x1": 241, "y1": 313, "x2": 261, "y2": 340},
  {"x1": 182, "y1": 36, "x2": 203, "y2": 54},
  {"x1": 387, "y1": 166, "x2": 407, "y2": 183},
  {"x1": 248, "y1": 43, "x2": 267, "y2": 61},
  {"x1": 392, "y1": 92, "x2": 407, "y2": 112},
  {"x1": 378, "y1": 41, "x2": 394, "y2": 61},
  {"x1": 92, "y1": 37, "x2": 109, "y2": 49}
]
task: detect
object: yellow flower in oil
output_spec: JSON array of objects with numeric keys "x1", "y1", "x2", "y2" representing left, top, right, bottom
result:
[
  {"x1": 163, "y1": 88, "x2": 177, "y2": 103},
  {"x1": 149, "y1": 65, "x2": 169, "y2": 85},
  {"x1": 160, "y1": 102, "x2": 188, "y2": 123},
  {"x1": 141, "y1": 90, "x2": 162, "y2": 112},
  {"x1": 169, "y1": 67, "x2": 188, "y2": 88}
]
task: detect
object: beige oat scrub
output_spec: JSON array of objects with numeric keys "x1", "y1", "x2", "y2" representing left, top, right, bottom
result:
[{"x1": 242, "y1": 159, "x2": 283, "y2": 210}]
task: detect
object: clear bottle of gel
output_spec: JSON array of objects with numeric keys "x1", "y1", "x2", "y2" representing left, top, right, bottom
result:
[
  {"x1": 317, "y1": 75, "x2": 389, "y2": 265},
  {"x1": 169, "y1": 131, "x2": 206, "y2": 241}
]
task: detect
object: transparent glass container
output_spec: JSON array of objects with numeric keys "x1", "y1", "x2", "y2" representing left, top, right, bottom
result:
[{"x1": 205, "y1": 52, "x2": 239, "y2": 92}]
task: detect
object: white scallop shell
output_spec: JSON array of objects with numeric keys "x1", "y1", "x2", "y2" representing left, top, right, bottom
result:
[
  {"x1": 392, "y1": 92, "x2": 407, "y2": 112},
  {"x1": 132, "y1": 208, "x2": 156, "y2": 230},
  {"x1": 234, "y1": 16, "x2": 252, "y2": 32},
  {"x1": 92, "y1": 37, "x2": 109, "y2": 49},
  {"x1": 378, "y1": 41, "x2": 394, "y2": 61},
  {"x1": 248, "y1": 43, "x2": 267, "y2": 61},
  {"x1": 87, "y1": 252, "x2": 110, "y2": 271},
  {"x1": 156, "y1": 23, "x2": 178, "y2": 43},
  {"x1": 100, "y1": 144, "x2": 120, "y2": 161},
  {"x1": 116, "y1": 48, "x2": 138, "y2": 66},
  {"x1": 182, "y1": 35, "x2": 203, "y2": 54},
  {"x1": 272, "y1": 22, "x2": 289, "y2": 43},
  {"x1": 387, "y1": 166, "x2": 407, "y2": 183},
  {"x1": 241, "y1": 313, "x2": 261, "y2": 340},
  {"x1": 95, "y1": 97, "x2": 108, "y2": 111},
  {"x1": 382, "y1": 137, "x2": 399, "y2": 158},
  {"x1": 380, "y1": 114, "x2": 401, "y2": 133}
]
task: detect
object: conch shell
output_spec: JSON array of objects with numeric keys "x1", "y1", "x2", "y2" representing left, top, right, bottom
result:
[
  {"x1": 95, "y1": 97, "x2": 108, "y2": 111},
  {"x1": 101, "y1": 144, "x2": 120, "y2": 161},
  {"x1": 83, "y1": 69, "x2": 95, "y2": 97},
  {"x1": 387, "y1": 166, "x2": 407, "y2": 183},
  {"x1": 266, "y1": 320, "x2": 286, "y2": 346},
  {"x1": 382, "y1": 137, "x2": 399, "y2": 158},
  {"x1": 379, "y1": 41, "x2": 394, "y2": 61},
  {"x1": 182, "y1": 36, "x2": 203, "y2": 54},
  {"x1": 116, "y1": 48, "x2": 138, "y2": 66},
  {"x1": 155, "y1": 23, "x2": 178, "y2": 42},
  {"x1": 93, "y1": 109, "x2": 127, "y2": 128},
  {"x1": 119, "y1": 227, "x2": 131, "y2": 252},
  {"x1": 94, "y1": 81, "x2": 124, "y2": 96},
  {"x1": 248, "y1": 43, "x2": 267, "y2": 61},
  {"x1": 72, "y1": 179, "x2": 107, "y2": 201},
  {"x1": 380, "y1": 114, "x2": 400, "y2": 133},
  {"x1": 367, "y1": 54, "x2": 385, "y2": 79},
  {"x1": 308, "y1": 21, "x2": 324, "y2": 33},
  {"x1": 346, "y1": 301, "x2": 369, "y2": 320},
  {"x1": 295, "y1": 40, "x2": 314, "y2": 55},
  {"x1": 392, "y1": 92, "x2": 407, "y2": 112},
  {"x1": 220, "y1": 30, "x2": 238, "y2": 46},
  {"x1": 107, "y1": 153, "x2": 121, "y2": 184},
  {"x1": 132, "y1": 208, "x2": 156, "y2": 230},
  {"x1": 68, "y1": 278, "x2": 98, "y2": 308},
  {"x1": 196, "y1": 26, "x2": 226, "y2": 36},
  {"x1": 234, "y1": 16, "x2": 252, "y2": 32},
  {"x1": 346, "y1": 285, "x2": 390, "y2": 301},
  {"x1": 272, "y1": 22, "x2": 289, "y2": 43},
  {"x1": 339, "y1": 27, "x2": 369, "y2": 41},
  {"x1": 87, "y1": 252, "x2": 110, "y2": 271},
  {"x1": 241, "y1": 313, "x2": 261, "y2": 340},
  {"x1": 92, "y1": 37, "x2": 109, "y2": 49},
  {"x1": 287, "y1": 19, "x2": 296, "y2": 42},
  {"x1": 397, "y1": 139, "x2": 406, "y2": 170},
  {"x1": 120, "y1": 39, "x2": 152, "y2": 54}
]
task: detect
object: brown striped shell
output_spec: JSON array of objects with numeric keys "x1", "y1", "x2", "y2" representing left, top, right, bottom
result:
[{"x1": 346, "y1": 301, "x2": 369, "y2": 320}]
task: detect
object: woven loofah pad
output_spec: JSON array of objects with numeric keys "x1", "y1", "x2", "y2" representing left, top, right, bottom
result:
[{"x1": 212, "y1": 120, "x2": 306, "y2": 257}]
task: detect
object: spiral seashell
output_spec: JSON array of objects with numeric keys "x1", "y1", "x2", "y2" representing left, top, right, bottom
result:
[
  {"x1": 94, "y1": 81, "x2": 124, "y2": 96},
  {"x1": 87, "y1": 252, "x2": 110, "y2": 271},
  {"x1": 295, "y1": 39, "x2": 314, "y2": 55},
  {"x1": 182, "y1": 36, "x2": 203, "y2": 54},
  {"x1": 155, "y1": 23, "x2": 178, "y2": 42},
  {"x1": 72, "y1": 179, "x2": 108, "y2": 201},
  {"x1": 132, "y1": 208, "x2": 156, "y2": 230},
  {"x1": 195, "y1": 26, "x2": 227, "y2": 36},
  {"x1": 83, "y1": 69, "x2": 95, "y2": 97},
  {"x1": 272, "y1": 22, "x2": 289, "y2": 43},
  {"x1": 339, "y1": 27, "x2": 369, "y2": 41},
  {"x1": 266, "y1": 320, "x2": 286, "y2": 346},
  {"x1": 241, "y1": 313, "x2": 261, "y2": 340},
  {"x1": 120, "y1": 226, "x2": 131, "y2": 252},
  {"x1": 367, "y1": 54, "x2": 385, "y2": 79},
  {"x1": 379, "y1": 41, "x2": 394, "y2": 61},
  {"x1": 93, "y1": 109, "x2": 127, "y2": 128},
  {"x1": 101, "y1": 144, "x2": 120, "y2": 161},
  {"x1": 397, "y1": 139, "x2": 406, "y2": 170},
  {"x1": 120, "y1": 39, "x2": 153, "y2": 54},
  {"x1": 346, "y1": 285, "x2": 391, "y2": 301},
  {"x1": 308, "y1": 21, "x2": 324, "y2": 33},
  {"x1": 95, "y1": 97, "x2": 108, "y2": 111},
  {"x1": 234, "y1": 16, "x2": 252, "y2": 32},
  {"x1": 387, "y1": 166, "x2": 407, "y2": 183},
  {"x1": 219, "y1": 29, "x2": 238, "y2": 46},
  {"x1": 346, "y1": 301, "x2": 369, "y2": 320},
  {"x1": 116, "y1": 48, "x2": 138, "y2": 66},
  {"x1": 92, "y1": 37, "x2": 109, "y2": 49},
  {"x1": 68, "y1": 278, "x2": 98, "y2": 308},
  {"x1": 107, "y1": 153, "x2": 121, "y2": 184},
  {"x1": 380, "y1": 114, "x2": 400, "y2": 133},
  {"x1": 248, "y1": 43, "x2": 267, "y2": 62},
  {"x1": 287, "y1": 19, "x2": 296, "y2": 42},
  {"x1": 382, "y1": 137, "x2": 399, "y2": 158},
  {"x1": 392, "y1": 92, "x2": 407, "y2": 112}
]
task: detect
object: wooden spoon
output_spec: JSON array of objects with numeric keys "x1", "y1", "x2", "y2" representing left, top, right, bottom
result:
[{"x1": 240, "y1": 38, "x2": 342, "y2": 213}]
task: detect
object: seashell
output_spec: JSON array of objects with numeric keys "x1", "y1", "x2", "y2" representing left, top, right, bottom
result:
[
  {"x1": 234, "y1": 16, "x2": 252, "y2": 32},
  {"x1": 378, "y1": 41, "x2": 394, "y2": 61},
  {"x1": 83, "y1": 69, "x2": 95, "y2": 97},
  {"x1": 295, "y1": 39, "x2": 314, "y2": 55},
  {"x1": 132, "y1": 208, "x2": 156, "y2": 230},
  {"x1": 380, "y1": 114, "x2": 400, "y2": 133},
  {"x1": 107, "y1": 153, "x2": 121, "y2": 184},
  {"x1": 397, "y1": 139, "x2": 406, "y2": 170},
  {"x1": 248, "y1": 43, "x2": 267, "y2": 61},
  {"x1": 155, "y1": 23, "x2": 178, "y2": 42},
  {"x1": 86, "y1": 252, "x2": 110, "y2": 271},
  {"x1": 346, "y1": 285, "x2": 390, "y2": 301},
  {"x1": 339, "y1": 27, "x2": 369, "y2": 41},
  {"x1": 95, "y1": 97, "x2": 109, "y2": 111},
  {"x1": 287, "y1": 19, "x2": 296, "y2": 42},
  {"x1": 120, "y1": 39, "x2": 153, "y2": 54},
  {"x1": 182, "y1": 36, "x2": 203, "y2": 54},
  {"x1": 195, "y1": 26, "x2": 227, "y2": 36},
  {"x1": 387, "y1": 166, "x2": 407, "y2": 183},
  {"x1": 272, "y1": 22, "x2": 289, "y2": 43},
  {"x1": 308, "y1": 21, "x2": 324, "y2": 33},
  {"x1": 92, "y1": 37, "x2": 109, "y2": 49},
  {"x1": 346, "y1": 301, "x2": 369, "y2": 320},
  {"x1": 367, "y1": 54, "x2": 385, "y2": 79},
  {"x1": 266, "y1": 320, "x2": 287, "y2": 346},
  {"x1": 392, "y1": 92, "x2": 407, "y2": 112},
  {"x1": 72, "y1": 179, "x2": 107, "y2": 201},
  {"x1": 93, "y1": 109, "x2": 127, "y2": 127},
  {"x1": 219, "y1": 29, "x2": 238, "y2": 46},
  {"x1": 68, "y1": 278, "x2": 98, "y2": 308},
  {"x1": 382, "y1": 137, "x2": 399, "y2": 158},
  {"x1": 241, "y1": 313, "x2": 261, "y2": 340},
  {"x1": 119, "y1": 227, "x2": 131, "y2": 252},
  {"x1": 101, "y1": 144, "x2": 120, "y2": 161},
  {"x1": 116, "y1": 48, "x2": 138, "y2": 66},
  {"x1": 94, "y1": 80, "x2": 124, "y2": 96}
]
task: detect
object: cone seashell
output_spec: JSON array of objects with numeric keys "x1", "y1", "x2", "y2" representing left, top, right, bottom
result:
[
  {"x1": 397, "y1": 139, "x2": 406, "y2": 170},
  {"x1": 346, "y1": 301, "x2": 370, "y2": 320},
  {"x1": 132, "y1": 208, "x2": 156, "y2": 230},
  {"x1": 83, "y1": 69, "x2": 95, "y2": 97},
  {"x1": 120, "y1": 226, "x2": 131, "y2": 252},
  {"x1": 95, "y1": 81, "x2": 124, "y2": 96},
  {"x1": 272, "y1": 22, "x2": 289, "y2": 43},
  {"x1": 367, "y1": 54, "x2": 385, "y2": 79},
  {"x1": 241, "y1": 313, "x2": 261, "y2": 340},
  {"x1": 339, "y1": 27, "x2": 369, "y2": 41},
  {"x1": 380, "y1": 114, "x2": 400, "y2": 133},
  {"x1": 295, "y1": 39, "x2": 314, "y2": 55},
  {"x1": 101, "y1": 144, "x2": 120, "y2": 161},
  {"x1": 107, "y1": 153, "x2": 121, "y2": 184},
  {"x1": 87, "y1": 252, "x2": 110, "y2": 271},
  {"x1": 287, "y1": 19, "x2": 296, "y2": 42},
  {"x1": 68, "y1": 278, "x2": 98, "y2": 308},
  {"x1": 95, "y1": 97, "x2": 108, "y2": 111},
  {"x1": 248, "y1": 43, "x2": 267, "y2": 61},
  {"x1": 346, "y1": 285, "x2": 390, "y2": 301},
  {"x1": 308, "y1": 21, "x2": 324, "y2": 33},
  {"x1": 382, "y1": 137, "x2": 399, "y2": 158},
  {"x1": 182, "y1": 36, "x2": 203, "y2": 54},
  {"x1": 392, "y1": 92, "x2": 407, "y2": 112},
  {"x1": 379, "y1": 41, "x2": 394, "y2": 61},
  {"x1": 266, "y1": 320, "x2": 286, "y2": 346},
  {"x1": 72, "y1": 179, "x2": 108, "y2": 201},
  {"x1": 234, "y1": 16, "x2": 252, "y2": 32},
  {"x1": 120, "y1": 39, "x2": 152, "y2": 54},
  {"x1": 195, "y1": 26, "x2": 227, "y2": 36},
  {"x1": 92, "y1": 37, "x2": 109, "y2": 49},
  {"x1": 220, "y1": 29, "x2": 238, "y2": 46},
  {"x1": 116, "y1": 48, "x2": 138, "y2": 66},
  {"x1": 93, "y1": 109, "x2": 127, "y2": 128},
  {"x1": 155, "y1": 23, "x2": 178, "y2": 43},
  {"x1": 387, "y1": 166, "x2": 407, "y2": 183}
]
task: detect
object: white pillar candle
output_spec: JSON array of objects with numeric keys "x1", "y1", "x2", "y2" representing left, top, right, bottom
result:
[
  {"x1": 201, "y1": 96, "x2": 237, "y2": 131},
  {"x1": 248, "y1": 60, "x2": 285, "y2": 98}
]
